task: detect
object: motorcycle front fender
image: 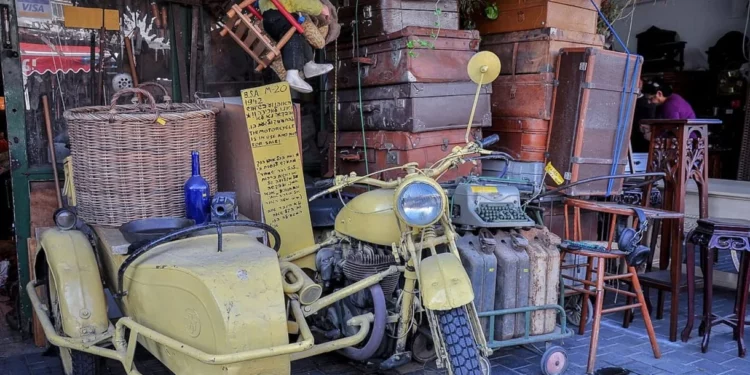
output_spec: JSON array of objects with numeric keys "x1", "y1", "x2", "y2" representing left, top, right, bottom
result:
[{"x1": 419, "y1": 253, "x2": 474, "y2": 311}]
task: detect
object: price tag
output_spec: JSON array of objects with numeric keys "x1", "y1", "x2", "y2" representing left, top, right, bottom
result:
[
  {"x1": 155, "y1": 117, "x2": 167, "y2": 125},
  {"x1": 545, "y1": 162, "x2": 564, "y2": 185}
]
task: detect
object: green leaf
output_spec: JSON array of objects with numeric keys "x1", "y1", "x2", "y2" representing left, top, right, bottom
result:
[
  {"x1": 418, "y1": 40, "x2": 429, "y2": 47},
  {"x1": 434, "y1": 8, "x2": 442, "y2": 16},
  {"x1": 408, "y1": 51, "x2": 417, "y2": 58},
  {"x1": 430, "y1": 32, "x2": 437, "y2": 38},
  {"x1": 406, "y1": 40, "x2": 415, "y2": 49}
]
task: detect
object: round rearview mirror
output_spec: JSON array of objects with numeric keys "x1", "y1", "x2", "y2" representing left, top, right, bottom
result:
[{"x1": 467, "y1": 51, "x2": 501, "y2": 85}]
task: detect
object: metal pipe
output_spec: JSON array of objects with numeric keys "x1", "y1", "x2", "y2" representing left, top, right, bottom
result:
[
  {"x1": 26, "y1": 282, "x2": 123, "y2": 362},
  {"x1": 536, "y1": 172, "x2": 667, "y2": 199},
  {"x1": 339, "y1": 284, "x2": 386, "y2": 360},
  {"x1": 303, "y1": 266, "x2": 402, "y2": 316},
  {"x1": 281, "y1": 236, "x2": 338, "y2": 262},
  {"x1": 114, "y1": 300, "x2": 314, "y2": 365},
  {"x1": 290, "y1": 313, "x2": 373, "y2": 361}
]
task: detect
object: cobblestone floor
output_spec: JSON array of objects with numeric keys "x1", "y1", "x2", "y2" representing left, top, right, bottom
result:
[{"x1": 2, "y1": 288, "x2": 750, "y2": 375}]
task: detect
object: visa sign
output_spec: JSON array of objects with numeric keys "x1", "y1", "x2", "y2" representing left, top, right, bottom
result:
[{"x1": 17, "y1": 0, "x2": 52, "y2": 20}]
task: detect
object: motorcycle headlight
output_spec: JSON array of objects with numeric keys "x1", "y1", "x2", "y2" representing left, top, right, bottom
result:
[
  {"x1": 53, "y1": 208, "x2": 77, "y2": 231},
  {"x1": 395, "y1": 181, "x2": 444, "y2": 227}
]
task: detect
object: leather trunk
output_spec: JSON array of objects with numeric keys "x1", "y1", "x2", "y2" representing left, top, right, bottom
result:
[
  {"x1": 329, "y1": 27, "x2": 480, "y2": 89},
  {"x1": 337, "y1": 0, "x2": 459, "y2": 41},
  {"x1": 547, "y1": 48, "x2": 642, "y2": 196},
  {"x1": 485, "y1": 117, "x2": 549, "y2": 162},
  {"x1": 328, "y1": 82, "x2": 492, "y2": 132},
  {"x1": 330, "y1": 129, "x2": 482, "y2": 181},
  {"x1": 481, "y1": 28, "x2": 604, "y2": 75},
  {"x1": 474, "y1": 0, "x2": 599, "y2": 35},
  {"x1": 491, "y1": 73, "x2": 555, "y2": 120}
]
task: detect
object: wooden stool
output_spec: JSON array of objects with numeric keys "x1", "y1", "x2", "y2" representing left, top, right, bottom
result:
[
  {"x1": 562, "y1": 199, "x2": 663, "y2": 374},
  {"x1": 640, "y1": 119, "x2": 720, "y2": 341},
  {"x1": 682, "y1": 218, "x2": 750, "y2": 356}
]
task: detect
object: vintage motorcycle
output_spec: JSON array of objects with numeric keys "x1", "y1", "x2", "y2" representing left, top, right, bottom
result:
[{"x1": 27, "y1": 51, "x2": 503, "y2": 375}]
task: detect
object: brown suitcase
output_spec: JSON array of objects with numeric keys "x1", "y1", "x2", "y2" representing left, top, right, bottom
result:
[
  {"x1": 547, "y1": 48, "x2": 642, "y2": 196},
  {"x1": 491, "y1": 73, "x2": 554, "y2": 120},
  {"x1": 481, "y1": 28, "x2": 604, "y2": 75},
  {"x1": 337, "y1": 0, "x2": 459, "y2": 41},
  {"x1": 331, "y1": 129, "x2": 482, "y2": 181},
  {"x1": 329, "y1": 27, "x2": 480, "y2": 89},
  {"x1": 328, "y1": 82, "x2": 491, "y2": 133},
  {"x1": 485, "y1": 117, "x2": 549, "y2": 162},
  {"x1": 475, "y1": 0, "x2": 600, "y2": 35}
]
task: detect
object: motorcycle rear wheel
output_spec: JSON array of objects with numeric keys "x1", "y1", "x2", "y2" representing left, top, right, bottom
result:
[{"x1": 437, "y1": 307, "x2": 485, "y2": 375}]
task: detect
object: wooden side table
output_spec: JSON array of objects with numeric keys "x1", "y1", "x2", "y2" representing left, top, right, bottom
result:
[
  {"x1": 682, "y1": 218, "x2": 750, "y2": 356},
  {"x1": 640, "y1": 118, "x2": 721, "y2": 342}
]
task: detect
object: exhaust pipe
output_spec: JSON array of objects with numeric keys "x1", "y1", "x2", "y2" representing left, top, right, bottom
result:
[{"x1": 339, "y1": 284, "x2": 386, "y2": 361}]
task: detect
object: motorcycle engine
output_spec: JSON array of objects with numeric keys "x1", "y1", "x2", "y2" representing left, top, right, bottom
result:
[{"x1": 313, "y1": 240, "x2": 399, "y2": 341}]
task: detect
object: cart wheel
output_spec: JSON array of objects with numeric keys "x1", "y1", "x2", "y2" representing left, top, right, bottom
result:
[
  {"x1": 565, "y1": 294, "x2": 593, "y2": 328},
  {"x1": 541, "y1": 346, "x2": 568, "y2": 375}
]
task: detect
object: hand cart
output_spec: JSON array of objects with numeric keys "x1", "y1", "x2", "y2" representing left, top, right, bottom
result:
[{"x1": 477, "y1": 275, "x2": 575, "y2": 375}]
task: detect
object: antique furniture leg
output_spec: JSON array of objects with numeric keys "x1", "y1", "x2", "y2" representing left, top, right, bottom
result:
[
  {"x1": 701, "y1": 242, "x2": 714, "y2": 353},
  {"x1": 681, "y1": 234, "x2": 696, "y2": 342},
  {"x1": 631, "y1": 264, "x2": 661, "y2": 359},
  {"x1": 736, "y1": 252, "x2": 750, "y2": 357},
  {"x1": 586, "y1": 255, "x2": 607, "y2": 374}
]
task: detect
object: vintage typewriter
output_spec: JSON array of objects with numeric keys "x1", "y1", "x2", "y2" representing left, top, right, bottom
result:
[{"x1": 448, "y1": 178, "x2": 535, "y2": 229}]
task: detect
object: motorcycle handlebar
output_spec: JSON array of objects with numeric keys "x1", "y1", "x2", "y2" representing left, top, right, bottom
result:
[{"x1": 477, "y1": 134, "x2": 499, "y2": 148}]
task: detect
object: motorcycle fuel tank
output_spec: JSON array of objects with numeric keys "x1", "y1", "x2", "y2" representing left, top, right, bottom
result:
[{"x1": 335, "y1": 189, "x2": 402, "y2": 246}]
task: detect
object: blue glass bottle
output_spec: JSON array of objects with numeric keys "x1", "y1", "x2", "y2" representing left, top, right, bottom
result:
[{"x1": 184, "y1": 151, "x2": 210, "y2": 224}]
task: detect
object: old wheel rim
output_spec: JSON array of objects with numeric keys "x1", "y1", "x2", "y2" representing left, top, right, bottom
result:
[
  {"x1": 49, "y1": 271, "x2": 73, "y2": 374},
  {"x1": 544, "y1": 350, "x2": 567, "y2": 375}
]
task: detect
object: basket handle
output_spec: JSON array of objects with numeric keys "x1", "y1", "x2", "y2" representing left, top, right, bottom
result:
[
  {"x1": 109, "y1": 88, "x2": 159, "y2": 123},
  {"x1": 137, "y1": 81, "x2": 172, "y2": 105}
]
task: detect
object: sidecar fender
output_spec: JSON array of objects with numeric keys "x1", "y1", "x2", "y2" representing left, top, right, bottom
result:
[
  {"x1": 37, "y1": 228, "x2": 109, "y2": 338},
  {"x1": 419, "y1": 253, "x2": 474, "y2": 311}
]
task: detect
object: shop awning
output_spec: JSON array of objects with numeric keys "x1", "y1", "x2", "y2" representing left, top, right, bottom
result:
[{"x1": 20, "y1": 42, "x2": 103, "y2": 76}]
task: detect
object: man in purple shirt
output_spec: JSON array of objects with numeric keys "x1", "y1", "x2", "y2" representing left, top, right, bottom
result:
[
  {"x1": 638, "y1": 78, "x2": 696, "y2": 140},
  {"x1": 642, "y1": 79, "x2": 696, "y2": 119}
]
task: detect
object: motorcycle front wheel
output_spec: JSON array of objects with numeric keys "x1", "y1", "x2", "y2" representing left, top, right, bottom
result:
[{"x1": 437, "y1": 307, "x2": 485, "y2": 375}]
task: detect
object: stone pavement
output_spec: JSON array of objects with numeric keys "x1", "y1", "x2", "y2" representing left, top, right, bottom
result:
[{"x1": 2, "y1": 288, "x2": 750, "y2": 375}]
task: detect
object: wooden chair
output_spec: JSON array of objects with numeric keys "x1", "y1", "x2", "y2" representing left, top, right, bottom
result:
[{"x1": 218, "y1": 0, "x2": 303, "y2": 72}]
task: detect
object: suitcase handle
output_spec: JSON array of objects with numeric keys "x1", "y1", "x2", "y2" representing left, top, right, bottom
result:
[
  {"x1": 352, "y1": 56, "x2": 375, "y2": 66},
  {"x1": 354, "y1": 103, "x2": 380, "y2": 113},
  {"x1": 339, "y1": 151, "x2": 364, "y2": 162}
]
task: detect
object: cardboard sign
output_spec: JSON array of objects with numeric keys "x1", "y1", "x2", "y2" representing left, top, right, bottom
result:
[{"x1": 242, "y1": 82, "x2": 315, "y2": 269}]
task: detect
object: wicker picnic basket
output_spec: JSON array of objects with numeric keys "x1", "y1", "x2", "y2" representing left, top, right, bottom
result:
[{"x1": 64, "y1": 86, "x2": 218, "y2": 227}]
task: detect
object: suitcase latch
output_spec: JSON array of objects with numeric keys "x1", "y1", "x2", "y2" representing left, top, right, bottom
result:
[
  {"x1": 510, "y1": 85, "x2": 517, "y2": 99},
  {"x1": 441, "y1": 138, "x2": 449, "y2": 151},
  {"x1": 579, "y1": 62, "x2": 588, "y2": 71},
  {"x1": 386, "y1": 150, "x2": 399, "y2": 165},
  {"x1": 363, "y1": 5, "x2": 372, "y2": 19}
]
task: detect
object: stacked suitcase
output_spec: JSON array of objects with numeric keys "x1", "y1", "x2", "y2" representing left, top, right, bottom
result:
[
  {"x1": 325, "y1": 0, "x2": 491, "y2": 181},
  {"x1": 473, "y1": 0, "x2": 604, "y2": 189}
]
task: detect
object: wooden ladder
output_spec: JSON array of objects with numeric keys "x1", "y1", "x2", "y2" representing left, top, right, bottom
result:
[{"x1": 219, "y1": 0, "x2": 299, "y2": 72}]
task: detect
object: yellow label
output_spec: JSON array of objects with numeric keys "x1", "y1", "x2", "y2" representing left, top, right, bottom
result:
[
  {"x1": 156, "y1": 117, "x2": 167, "y2": 125},
  {"x1": 242, "y1": 83, "x2": 315, "y2": 269},
  {"x1": 470, "y1": 186, "x2": 498, "y2": 193},
  {"x1": 545, "y1": 162, "x2": 564, "y2": 185}
]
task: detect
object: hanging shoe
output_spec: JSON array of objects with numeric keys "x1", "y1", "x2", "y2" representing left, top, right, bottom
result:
[
  {"x1": 303, "y1": 61, "x2": 333, "y2": 79},
  {"x1": 286, "y1": 70, "x2": 313, "y2": 93}
]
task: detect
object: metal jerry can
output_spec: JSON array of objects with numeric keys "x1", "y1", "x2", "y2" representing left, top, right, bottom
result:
[
  {"x1": 493, "y1": 230, "x2": 530, "y2": 340},
  {"x1": 517, "y1": 227, "x2": 560, "y2": 335},
  {"x1": 457, "y1": 229, "x2": 498, "y2": 334}
]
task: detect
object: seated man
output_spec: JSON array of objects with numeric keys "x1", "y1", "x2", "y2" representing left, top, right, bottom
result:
[
  {"x1": 639, "y1": 78, "x2": 696, "y2": 141},
  {"x1": 259, "y1": 0, "x2": 333, "y2": 93}
]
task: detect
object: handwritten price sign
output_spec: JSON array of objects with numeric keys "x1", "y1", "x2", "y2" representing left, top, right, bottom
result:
[{"x1": 242, "y1": 82, "x2": 316, "y2": 269}]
